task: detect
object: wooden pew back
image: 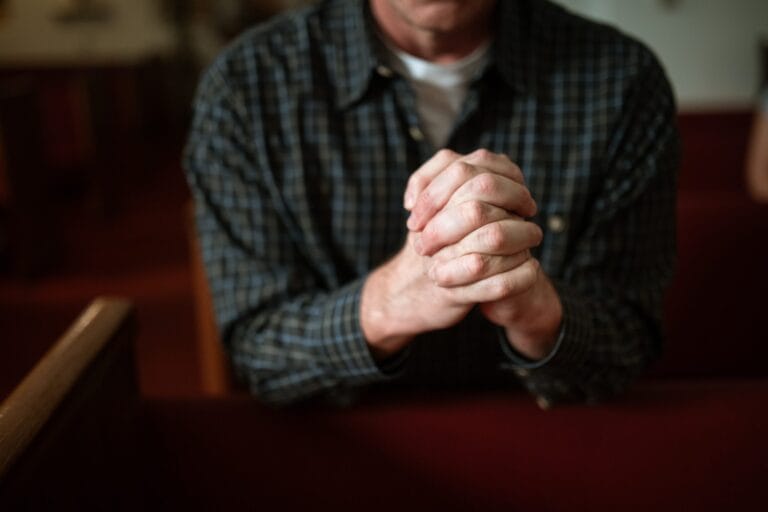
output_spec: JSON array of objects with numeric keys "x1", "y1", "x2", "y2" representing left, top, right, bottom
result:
[{"x1": 0, "y1": 298, "x2": 139, "y2": 509}]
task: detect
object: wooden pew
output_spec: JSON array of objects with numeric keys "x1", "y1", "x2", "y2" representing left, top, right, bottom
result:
[
  {"x1": 186, "y1": 201, "x2": 235, "y2": 395},
  {"x1": 140, "y1": 379, "x2": 768, "y2": 512},
  {"x1": 0, "y1": 79, "x2": 59, "y2": 275},
  {"x1": 0, "y1": 297, "x2": 139, "y2": 510}
]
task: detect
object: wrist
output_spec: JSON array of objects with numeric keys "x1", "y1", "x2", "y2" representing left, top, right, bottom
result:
[
  {"x1": 360, "y1": 252, "x2": 416, "y2": 360},
  {"x1": 484, "y1": 269, "x2": 563, "y2": 360},
  {"x1": 502, "y1": 321, "x2": 560, "y2": 361}
]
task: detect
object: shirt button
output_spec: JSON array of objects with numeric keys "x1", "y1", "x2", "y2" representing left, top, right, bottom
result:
[
  {"x1": 376, "y1": 65, "x2": 393, "y2": 78},
  {"x1": 536, "y1": 396, "x2": 552, "y2": 410},
  {"x1": 514, "y1": 368, "x2": 530, "y2": 378},
  {"x1": 547, "y1": 214, "x2": 566, "y2": 233},
  {"x1": 409, "y1": 125, "x2": 425, "y2": 142}
]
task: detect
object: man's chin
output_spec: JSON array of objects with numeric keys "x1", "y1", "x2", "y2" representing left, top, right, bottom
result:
[{"x1": 389, "y1": 0, "x2": 495, "y2": 34}]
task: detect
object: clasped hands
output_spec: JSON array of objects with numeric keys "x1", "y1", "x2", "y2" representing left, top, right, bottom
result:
[{"x1": 361, "y1": 149, "x2": 562, "y2": 362}]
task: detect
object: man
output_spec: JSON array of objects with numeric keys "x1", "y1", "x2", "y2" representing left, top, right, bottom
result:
[{"x1": 184, "y1": 0, "x2": 679, "y2": 407}]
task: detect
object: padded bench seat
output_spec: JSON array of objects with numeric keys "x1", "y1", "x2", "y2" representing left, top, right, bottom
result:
[
  {"x1": 141, "y1": 379, "x2": 768, "y2": 512},
  {"x1": 659, "y1": 192, "x2": 768, "y2": 377}
]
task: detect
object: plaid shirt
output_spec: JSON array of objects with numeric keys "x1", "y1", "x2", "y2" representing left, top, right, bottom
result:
[{"x1": 184, "y1": 0, "x2": 679, "y2": 406}]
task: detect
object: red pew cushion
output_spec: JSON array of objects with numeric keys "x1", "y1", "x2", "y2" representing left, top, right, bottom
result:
[{"x1": 141, "y1": 379, "x2": 768, "y2": 512}]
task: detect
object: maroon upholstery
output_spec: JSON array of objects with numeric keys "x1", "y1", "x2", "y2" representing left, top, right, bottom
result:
[
  {"x1": 675, "y1": 111, "x2": 752, "y2": 193},
  {"x1": 654, "y1": 111, "x2": 768, "y2": 377},
  {"x1": 142, "y1": 380, "x2": 768, "y2": 511},
  {"x1": 659, "y1": 192, "x2": 768, "y2": 377}
]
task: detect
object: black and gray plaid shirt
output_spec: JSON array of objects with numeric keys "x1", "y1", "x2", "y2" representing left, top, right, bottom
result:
[{"x1": 184, "y1": 0, "x2": 679, "y2": 406}]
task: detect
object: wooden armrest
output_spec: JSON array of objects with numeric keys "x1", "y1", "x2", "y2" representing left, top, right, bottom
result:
[
  {"x1": 186, "y1": 201, "x2": 235, "y2": 395},
  {"x1": 0, "y1": 297, "x2": 138, "y2": 508}
]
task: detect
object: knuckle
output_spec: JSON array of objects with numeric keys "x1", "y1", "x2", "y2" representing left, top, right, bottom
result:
[
  {"x1": 470, "y1": 148, "x2": 494, "y2": 163},
  {"x1": 418, "y1": 185, "x2": 436, "y2": 207},
  {"x1": 461, "y1": 200, "x2": 488, "y2": 226},
  {"x1": 491, "y1": 261, "x2": 538, "y2": 299},
  {"x1": 464, "y1": 253, "x2": 487, "y2": 278},
  {"x1": 470, "y1": 173, "x2": 497, "y2": 195},
  {"x1": 491, "y1": 276, "x2": 514, "y2": 299},
  {"x1": 408, "y1": 174, "x2": 426, "y2": 192},
  {"x1": 483, "y1": 223, "x2": 506, "y2": 252},
  {"x1": 450, "y1": 161, "x2": 475, "y2": 182},
  {"x1": 437, "y1": 148, "x2": 460, "y2": 161},
  {"x1": 520, "y1": 259, "x2": 540, "y2": 287}
]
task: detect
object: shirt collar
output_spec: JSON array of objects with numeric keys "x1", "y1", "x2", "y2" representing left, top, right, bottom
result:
[
  {"x1": 328, "y1": 0, "x2": 381, "y2": 110},
  {"x1": 492, "y1": 0, "x2": 532, "y2": 94},
  {"x1": 330, "y1": 0, "x2": 531, "y2": 110}
]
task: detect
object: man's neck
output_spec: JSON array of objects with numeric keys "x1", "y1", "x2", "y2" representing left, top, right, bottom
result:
[
  {"x1": 370, "y1": 0, "x2": 493, "y2": 64},
  {"x1": 380, "y1": 29, "x2": 490, "y2": 64}
]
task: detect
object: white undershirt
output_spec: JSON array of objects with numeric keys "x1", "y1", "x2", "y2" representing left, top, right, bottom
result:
[{"x1": 380, "y1": 39, "x2": 491, "y2": 148}]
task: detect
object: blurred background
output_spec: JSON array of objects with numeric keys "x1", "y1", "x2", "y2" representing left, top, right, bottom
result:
[{"x1": 0, "y1": 0, "x2": 766, "y2": 400}]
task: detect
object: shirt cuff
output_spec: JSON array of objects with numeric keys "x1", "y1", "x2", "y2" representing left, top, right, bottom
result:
[
  {"x1": 498, "y1": 281, "x2": 592, "y2": 373},
  {"x1": 374, "y1": 345, "x2": 412, "y2": 375},
  {"x1": 318, "y1": 279, "x2": 408, "y2": 384}
]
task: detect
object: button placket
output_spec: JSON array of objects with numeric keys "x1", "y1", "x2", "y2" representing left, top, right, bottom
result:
[
  {"x1": 547, "y1": 214, "x2": 566, "y2": 234},
  {"x1": 376, "y1": 64, "x2": 393, "y2": 78},
  {"x1": 408, "y1": 125, "x2": 425, "y2": 142}
]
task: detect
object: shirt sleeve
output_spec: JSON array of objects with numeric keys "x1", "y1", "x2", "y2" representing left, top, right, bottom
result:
[
  {"x1": 499, "y1": 48, "x2": 680, "y2": 407},
  {"x1": 183, "y1": 61, "x2": 399, "y2": 406}
]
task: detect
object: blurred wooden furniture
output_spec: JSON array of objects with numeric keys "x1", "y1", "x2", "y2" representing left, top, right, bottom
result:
[
  {"x1": 0, "y1": 79, "x2": 58, "y2": 275},
  {"x1": 0, "y1": 59, "x2": 157, "y2": 222},
  {"x1": 0, "y1": 297, "x2": 139, "y2": 509},
  {"x1": 0, "y1": 59, "x2": 158, "y2": 275},
  {"x1": 186, "y1": 202, "x2": 235, "y2": 395}
]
